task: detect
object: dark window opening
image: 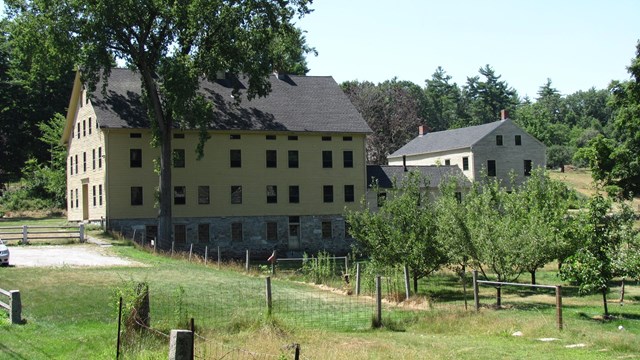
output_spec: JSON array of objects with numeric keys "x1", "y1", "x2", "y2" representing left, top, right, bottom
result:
[
  {"x1": 173, "y1": 149, "x2": 185, "y2": 168},
  {"x1": 231, "y1": 186, "x2": 242, "y2": 204},
  {"x1": 322, "y1": 136, "x2": 331, "y2": 141},
  {"x1": 323, "y1": 185, "x2": 333, "y2": 203},
  {"x1": 230, "y1": 149, "x2": 241, "y2": 167},
  {"x1": 174, "y1": 224, "x2": 186, "y2": 244},
  {"x1": 343, "y1": 151, "x2": 353, "y2": 168},
  {"x1": 174, "y1": 186, "x2": 186, "y2": 205},
  {"x1": 266, "y1": 135, "x2": 276, "y2": 140},
  {"x1": 487, "y1": 160, "x2": 496, "y2": 177},
  {"x1": 524, "y1": 160, "x2": 532, "y2": 176},
  {"x1": 198, "y1": 186, "x2": 210, "y2": 204},
  {"x1": 322, "y1": 151, "x2": 332, "y2": 168},
  {"x1": 343, "y1": 136, "x2": 353, "y2": 141},
  {"x1": 266, "y1": 222, "x2": 278, "y2": 242},
  {"x1": 515, "y1": 135, "x2": 522, "y2": 146},
  {"x1": 344, "y1": 185, "x2": 355, "y2": 203},
  {"x1": 266, "y1": 150, "x2": 277, "y2": 168},
  {"x1": 496, "y1": 135, "x2": 503, "y2": 146},
  {"x1": 288, "y1": 135, "x2": 298, "y2": 141},
  {"x1": 322, "y1": 221, "x2": 332, "y2": 240},
  {"x1": 230, "y1": 134, "x2": 241, "y2": 140},
  {"x1": 289, "y1": 185, "x2": 299, "y2": 203},
  {"x1": 130, "y1": 133, "x2": 142, "y2": 138},
  {"x1": 288, "y1": 150, "x2": 299, "y2": 168},
  {"x1": 173, "y1": 133, "x2": 185, "y2": 139},
  {"x1": 266, "y1": 185, "x2": 277, "y2": 204},
  {"x1": 463, "y1": 157, "x2": 469, "y2": 171},
  {"x1": 444, "y1": 159, "x2": 450, "y2": 166},
  {"x1": 198, "y1": 223, "x2": 210, "y2": 243},
  {"x1": 131, "y1": 187, "x2": 143, "y2": 205},
  {"x1": 231, "y1": 223, "x2": 243, "y2": 242},
  {"x1": 130, "y1": 149, "x2": 142, "y2": 168}
]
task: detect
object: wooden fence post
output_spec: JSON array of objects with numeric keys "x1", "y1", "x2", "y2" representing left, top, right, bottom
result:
[
  {"x1": 171, "y1": 241, "x2": 175, "y2": 257},
  {"x1": 168, "y1": 329, "x2": 193, "y2": 360},
  {"x1": 217, "y1": 246, "x2": 221, "y2": 269},
  {"x1": 556, "y1": 286, "x2": 563, "y2": 330},
  {"x1": 188, "y1": 244, "x2": 193, "y2": 262},
  {"x1": 79, "y1": 224, "x2": 85, "y2": 243},
  {"x1": 265, "y1": 276, "x2": 272, "y2": 315},
  {"x1": 204, "y1": 246, "x2": 208, "y2": 265},
  {"x1": 22, "y1": 225, "x2": 28, "y2": 245},
  {"x1": 245, "y1": 249, "x2": 250, "y2": 272},
  {"x1": 496, "y1": 287, "x2": 501, "y2": 308},
  {"x1": 375, "y1": 275, "x2": 382, "y2": 328},
  {"x1": 355, "y1": 263, "x2": 361, "y2": 296},
  {"x1": 473, "y1": 270, "x2": 479, "y2": 312},
  {"x1": 10, "y1": 290, "x2": 21, "y2": 324},
  {"x1": 403, "y1": 265, "x2": 410, "y2": 301}
]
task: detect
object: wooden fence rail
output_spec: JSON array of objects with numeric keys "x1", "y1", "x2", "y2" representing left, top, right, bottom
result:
[
  {"x1": 0, "y1": 225, "x2": 85, "y2": 244},
  {"x1": 0, "y1": 287, "x2": 22, "y2": 324}
]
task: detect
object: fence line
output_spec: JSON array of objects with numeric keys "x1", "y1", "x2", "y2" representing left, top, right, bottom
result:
[
  {"x1": 0, "y1": 224, "x2": 85, "y2": 244},
  {"x1": 0, "y1": 287, "x2": 22, "y2": 324}
]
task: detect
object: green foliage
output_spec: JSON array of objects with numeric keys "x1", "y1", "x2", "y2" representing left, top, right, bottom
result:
[
  {"x1": 112, "y1": 280, "x2": 150, "y2": 339},
  {"x1": 301, "y1": 251, "x2": 338, "y2": 285}
]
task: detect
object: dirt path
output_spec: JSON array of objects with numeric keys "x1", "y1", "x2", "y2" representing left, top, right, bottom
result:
[{"x1": 6, "y1": 244, "x2": 142, "y2": 267}]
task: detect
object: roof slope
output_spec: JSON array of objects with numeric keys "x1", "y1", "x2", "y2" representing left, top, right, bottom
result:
[
  {"x1": 389, "y1": 120, "x2": 505, "y2": 157},
  {"x1": 366, "y1": 165, "x2": 470, "y2": 189},
  {"x1": 90, "y1": 68, "x2": 371, "y2": 133}
]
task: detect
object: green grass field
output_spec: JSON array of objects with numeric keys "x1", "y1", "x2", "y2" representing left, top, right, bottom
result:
[{"x1": 1, "y1": 234, "x2": 640, "y2": 359}]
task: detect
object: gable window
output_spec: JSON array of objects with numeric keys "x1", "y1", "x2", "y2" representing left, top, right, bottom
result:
[
  {"x1": 322, "y1": 151, "x2": 332, "y2": 168},
  {"x1": 98, "y1": 147, "x2": 102, "y2": 168},
  {"x1": 444, "y1": 159, "x2": 451, "y2": 166},
  {"x1": 198, "y1": 186, "x2": 210, "y2": 204},
  {"x1": 99, "y1": 185, "x2": 103, "y2": 205},
  {"x1": 174, "y1": 186, "x2": 186, "y2": 205},
  {"x1": 322, "y1": 221, "x2": 332, "y2": 240},
  {"x1": 288, "y1": 150, "x2": 299, "y2": 168},
  {"x1": 323, "y1": 185, "x2": 334, "y2": 203},
  {"x1": 515, "y1": 135, "x2": 522, "y2": 146},
  {"x1": 92, "y1": 186, "x2": 96, "y2": 206},
  {"x1": 344, "y1": 185, "x2": 355, "y2": 202},
  {"x1": 231, "y1": 186, "x2": 242, "y2": 204},
  {"x1": 88, "y1": 118, "x2": 92, "y2": 135},
  {"x1": 266, "y1": 185, "x2": 278, "y2": 204},
  {"x1": 496, "y1": 135, "x2": 503, "y2": 146},
  {"x1": 231, "y1": 222, "x2": 243, "y2": 242},
  {"x1": 92, "y1": 149, "x2": 96, "y2": 170},
  {"x1": 487, "y1": 160, "x2": 496, "y2": 177},
  {"x1": 130, "y1": 133, "x2": 142, "y2": 138},
  {"x1": 266, "y1": 150, "x2": 277, "y2": 168},
  {"x1": 173, "y1": 149, "x2": 185, "y2": 168},
  {"x1": 343, "y1": 151, "x2": 353, "y2": 168},
  {"x1": 198, "y1": 223, "x2": 210, "y2": 243},
  {"x1": 462, "y1": 157, "x2": 469, "y2": 171},
  {"x1": 230, "y1": 149, "x2": 241, "y2": 168},
  {"x1": 288, "y1": 135, "x2": 298, "y2": 141},
  {"x1": 266, "y1": 135, "x2": 276, "y2": 140},
  {"x1": 266, "y1": 222, "x2": 278, "y2": 242},
  {"x1": 343, "y1": 136, "x2": 353, "y2": 141},
  {"x1": 524, "y1": 160, "x2": 532, "y2": 176},
  {"x1": 230, "y1": 134, "x2": 241, "y2": 140},
  {"x1": 131, "y1": 187, "x2": 143, "y2": 205},
  {"x1": 130, "y1": 149, "x2": 142, "y2": 168},
  {"x1": 322, "y1": 136, "x2": 331, "y2": 141},
  {"x1": 289, "y1": 185, "x2": 299, "y2": 203},
  {"x1": 174, "y1": 224, "x2": 186, "y2": 244},
  {"x1": 173, "y1": 133, "x2": 185, "y2": 139}
]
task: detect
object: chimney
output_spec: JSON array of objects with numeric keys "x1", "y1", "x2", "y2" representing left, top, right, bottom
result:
[
  {"x1": 403, "y1": 155, "x2": 408, "y2": 172},
  {"x1": 273, "y1": 71, "x2": 287, "y2": 81},
  {"x1": 500, "y1": 109, "x2": 509, "y2": 121},
  {"x1": 418, "y1": 125, "x2": 427, "y2": 137}
]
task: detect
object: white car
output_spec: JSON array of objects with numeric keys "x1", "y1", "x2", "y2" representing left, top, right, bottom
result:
[{"x1": 0, "y1": 239, "x2": 9, "y2": 266}]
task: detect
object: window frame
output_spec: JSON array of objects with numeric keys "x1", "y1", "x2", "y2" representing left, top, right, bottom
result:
[
  {"x1": 130, "y1": 149, "x2": 142, "y2": 168},
  {"x1": 230, "y1": 149, "x2": 241, "y2": 168},
  {"x1": 174, "y1": 186, "x2": 186, "y2": 205},
  {"x1": 462, "y1": 157, "x2": 469, "y2": 171},
  {"x1": 231, "y1": 185, "x2": 242, "y2": 204},
  {"x1": 322, "y1": 150, "x2": 333, "y2": 168},
  {"x1": 288, "y1": 150, "x2": 299, "y2": 168},
  {"x1": 289, "y1": 185, "x2": 300, "y2": 203},
  {"x1": 130, "y1": 186, "x2": 143, "y2": 206},
  {"x1": 173, "y1": 149, "x2": 186, "y2": 168},
  {"x1": 323, "y1": 185, "x2": 334, "y2": 203},
  {"x1": 266, "y1": 185, "x2": 278, "y2": 204},
  {"x1": 344, "y1": 185, "x2": 355, "y2": 203},
  {"x1": 343, "y1": 150, "x2": 353, "y2": 168},
  {"x1": 487, "y1": 160, "x2": 497, "y2": 177},
  {"x1": 496, "y1": 135, "x2": 503, "y2": 146},
  {"x1": 266, "y1": 150, "x2": 277, "y2": 168},
  {"x1": 198, "y1": 186, "x2": 210, "y2": 205}
]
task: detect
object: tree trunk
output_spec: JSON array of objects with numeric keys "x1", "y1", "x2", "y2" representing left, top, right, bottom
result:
[
  {"x1": 530, "y1": 270, "x2": 536, "y2": 285},
  {"x1": 620, "y1": 278, "x2": 625, "y2": 303},
  {"x1": 602, "y1": 288, "x2": 609, "y2": 318},
  {"x1": 413, "y1": 274, "x2": 419, "y2": 294}
]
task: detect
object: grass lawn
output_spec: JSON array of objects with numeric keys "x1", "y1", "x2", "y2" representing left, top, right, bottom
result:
[{"x1": 2, "y1": 238, "x2": 640, "y2": 359}]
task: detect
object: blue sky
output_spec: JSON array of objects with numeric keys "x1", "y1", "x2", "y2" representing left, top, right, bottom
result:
[
  {"x1": 2, "y1": 1, "x2": 638, "y2": 98},
  {"x1": 296, "y1": 0, "x2": 640, "y2": 98}
]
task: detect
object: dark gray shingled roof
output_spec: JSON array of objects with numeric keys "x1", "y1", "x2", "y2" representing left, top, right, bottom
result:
[
  {"x1": 389, "y1": 121, "x2": 505, "y2": 157},
  {"x1": 366, "y1": 165, "x2": 470, "y2": 189},
  {"x1": 89, "y1": 68, "x2": 371, "y2": 133}
]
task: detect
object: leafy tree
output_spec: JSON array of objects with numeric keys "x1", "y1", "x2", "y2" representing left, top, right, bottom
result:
[
  {"x1": 423, "y1": 67, "x2": 466, "y2": 130},
  {"x1": 6, "y1": 0, "x2": 313, "y2": 247},
  {"x1": 546, "y1": 145, "x2": 573, "y2": 171},
  {"x1": 464, "y1": 65, "x2": 518, "y2": 125},
  {"x1": 560, "y1": 194, "x2": 636, "y2": 316},
  {"x1": 347, "y1": 171, "x2": 447, "y2": 293}
]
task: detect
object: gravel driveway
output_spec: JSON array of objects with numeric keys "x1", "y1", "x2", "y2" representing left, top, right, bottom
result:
[{"x1": 6, "y1": 244, "x2": 141, "y2": 267}]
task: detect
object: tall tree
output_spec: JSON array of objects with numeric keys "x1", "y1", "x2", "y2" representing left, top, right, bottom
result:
[
  {"x1": 423, "y1": 67, "x2": 466, "y2": 130},
  {"x1": 464, "y1": 65, "x2": 518, "y2": 125},
  {"x1": 6, "y1": 0, "x2": 313, "y2": 247}
]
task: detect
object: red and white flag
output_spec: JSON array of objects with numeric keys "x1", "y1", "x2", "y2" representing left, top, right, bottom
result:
[{"x1": 267, "y1": 250, "x2": 276, "y2": 263}]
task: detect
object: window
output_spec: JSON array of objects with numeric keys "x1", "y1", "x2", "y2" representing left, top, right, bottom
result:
[
  {"x1": 70, "y1": 190, "x2": 74, "y2": 209},
  {"x1": 524, "y1": 160, "x2": 532, "y2": 176},
  {"x1": 322, "y1": 136, "x2": 331, "y2": 141},
  {"x1": 231, "y1": 186, "x2": 242, "y2": 204},
  {"x1": 96, "y1": 119, "x2": 99, "y2": 129},
  {"x1": 487, "y1": 160, "x2": 496, "y2": 177},
  {"x1": 173, "y1": 149, "x2": 185, "y2": 168},
  {"x1": 198, "y1": 224, "x2": 210, "y2": 243},
  {"x1": 83, "y1": 152, "x2": 87, "y2": 172},
  {"x1": 145, "y1": 225, "x2": 158, "y2": 243},
  {"x1": 322, "y1": 151, "x2": 332, "y2": 168},
  {"x1": 288, "y1": 150, "x2": 299, "y2": 168},
  {"x1": 344, "y1": 185, "x2": 355, "y2": 202},
  {"x1": 83, "y1": 120, "x2": 86, "y2": 137},
  {"x1": 174, "y1": 224, "x2": 186, "y2": 244},
  {"x1": 174, "y1": 186, "x2": 186, "y2": 205},
  {"x1": 266, "y1": 135, "x2": 276, "y2": 140},
  {"x1": 323, "y1": 185, "x2": 333, "y2": 203},
  {"x1": 70, "y1": 156, "x2": 74, "y2": 175},
  {"x1": 515, "y1": 135, "x2": 522, "y2": 146},
  {"x1": 462, "y1": 157, "x2": 469, "y2": 171},
  {"x1": 130, "y1": 149, "x2": 142, "y2": 168},
  {"x1": 496, "y1": 135, "x2": 503, "y2": 146},
  {"x1": 289, "y1": 185, "x2": 299, "y2": 203},
  {"x1": 98, "y1": 147, "x2": 102, "y2": 168},
  {"x1": 131, "y1": 187, "x2": 143, "y2": 205},
  {"x1": 343, "y1": 151, "x2": 353, "y2": 168},
  {"x1": 88, "y1": 118, "x2": 92, "y2": 135},
  {"x1": 75, "y1": 155, "x2": 78, "y2": 174},
  {"x1": 77, "y1": 123, "x2": 80, "y2": 139},
  {"x1": 75, "y1": 189, "x2": 78, "y2": 208},
  {"x1": 99, "y1": 185, "x2": 103, "y2": 205},
  {"x1": 92, "y1": 149, "x2": 96, "y2": 170},
  {"x1": 230, "y1": 149, "x2": 241, "y2": 167},
  {"x1": 444, "y1": 159, "x2": 451, "y2": 166},
  {"x1": 230, "y1": 134, "x2": 241, "y2": 140},
  {"x1": 266, "y1": 150, "x2": 277, "y2": 168},
  {"x1": 173, "y1": 133, "x2": 185, "y2": 139},
  {"x1": 288, "y1": 135, "x2": 298, "y2": 141},
  {"x1": 322, "y1": 221, "x2": 332, "y2": 240},
  {"x1": 198, "y1": 186, "x2": 210, "y2": 204},
  {"x1": 266, "y1": 185, "x2": 278, "y2": 204},
  {"x1": 231, "y1": 222, "x2": 243, "y2": 242},
  {"x1": 455, "y1": 192, "x2": 462, "y2": 203},
  {"x1": 130, "y1": 133, "x2": 142, "y2": 138},
  {"x1": 343, "y1": 136, "x2": 353, "y2": 141},
  {"x1": 266, "y1": 222, "x2": 278, "y2": 242},
  {"x1": 92, "y1": 186, "x2": 96, "y2": 206},
  {"x1": 377, "y1": 192, "x2": 387, "y2": 207}
]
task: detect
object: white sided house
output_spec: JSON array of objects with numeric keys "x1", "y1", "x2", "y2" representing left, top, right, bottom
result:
[{"x1": 388, "y1": 112, "x2": 545, "y2": 186}]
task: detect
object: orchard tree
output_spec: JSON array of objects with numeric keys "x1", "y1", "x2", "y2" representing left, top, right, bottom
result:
[{"x1": 6, "y1": 0, "x2": 313, "y2": 248}]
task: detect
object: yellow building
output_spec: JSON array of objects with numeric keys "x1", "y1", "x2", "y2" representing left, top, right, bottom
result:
[{"x1": 62, "y1": 69, "x2": 371, "y2": 256}]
